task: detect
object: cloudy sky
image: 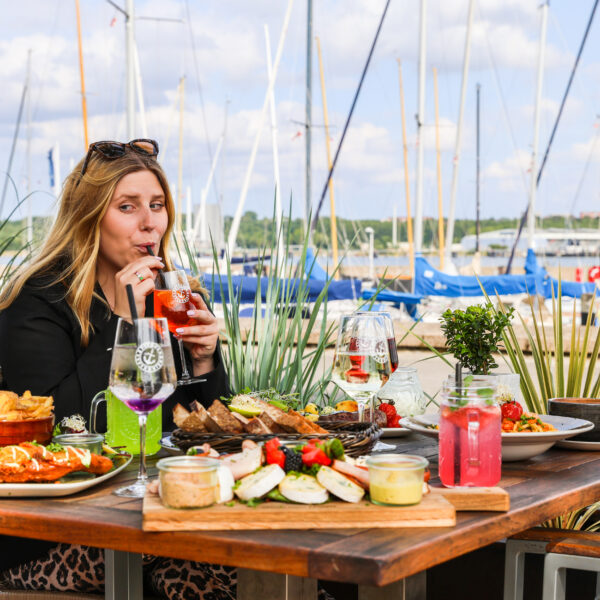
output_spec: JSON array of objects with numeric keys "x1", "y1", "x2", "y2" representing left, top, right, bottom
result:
[{"x1": 1, "y1": 0, "x2": 599, "y2": 229}]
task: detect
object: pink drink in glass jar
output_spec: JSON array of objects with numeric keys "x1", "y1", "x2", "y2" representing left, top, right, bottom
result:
[{"x1": 439, "y1": 380, "x2": 501, "y2": 487}]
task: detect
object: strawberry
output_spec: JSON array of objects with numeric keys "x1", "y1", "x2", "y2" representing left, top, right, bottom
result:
[{"x1": 265, "y1": 438, "x2": 285, "y2": 469}]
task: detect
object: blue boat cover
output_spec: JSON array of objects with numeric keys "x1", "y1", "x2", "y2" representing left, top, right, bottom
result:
[
  {"x1": 202, "y1": 274, "x2": 361, "y2": 303},
  {"x1": 361, "y1": 288, "x2": 422, "y2": 319},
  {"x1": 414, "y1": 251, "x2": 596, "y2": 298},
  {"x1": 303, "y1": 247, "x2": 329, "y2": 281}
]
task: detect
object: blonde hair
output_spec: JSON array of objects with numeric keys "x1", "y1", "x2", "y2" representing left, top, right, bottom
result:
[{"x1": 0, "y1": 148, "x2": 176, "y2": 345}]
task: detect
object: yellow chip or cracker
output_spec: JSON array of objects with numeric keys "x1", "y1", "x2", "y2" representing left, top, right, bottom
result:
[{"x1": 0, "y1": 391, "x2": 18, "y2": 416}]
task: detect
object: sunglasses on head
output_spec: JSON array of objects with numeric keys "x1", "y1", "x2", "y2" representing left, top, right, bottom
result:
[{"x1": 80, "y1": 139, "x2": 159, "y2": 177}]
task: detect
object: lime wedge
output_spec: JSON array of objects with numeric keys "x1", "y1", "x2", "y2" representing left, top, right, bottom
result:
[{"x1": 230, "y1": 395, "x2": 263, "y2": 418}]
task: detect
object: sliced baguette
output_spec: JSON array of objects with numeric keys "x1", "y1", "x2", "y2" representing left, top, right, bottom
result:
[
  {"x1": 316, "y1": 465, "x2": 364, "y2": 503},
  {"x1": 288, "y1": 410, "x2": 328, "y2": 434},
  {"x1": 180, "y1": 413, "x2": 207, "y2": 432},
  {"x1": 173, "y1": 403, "x2": 191, "y2": 428},
  {"x1": 208, "y1": 399, "x2": 245, "y2": 433},
  {"x1": 231, "y1": 412, "x2": 250, "y2": 427},
  {"x1": 243, "y1": 417, "x2": 271, "y2": 435},
  {"x1": 257, "y1": 411, "x2": 286, "y2": 433},
  {"x1": 190, "y1": 401, "x2": 221, "y2": 433},
  {"x1": 254, "y1": 400, "x2": 299, "y2": 433}
]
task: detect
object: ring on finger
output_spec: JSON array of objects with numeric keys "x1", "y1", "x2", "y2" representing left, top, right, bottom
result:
[{"x1": 134, "y1": 271, "x2": 145, "y2": 282}]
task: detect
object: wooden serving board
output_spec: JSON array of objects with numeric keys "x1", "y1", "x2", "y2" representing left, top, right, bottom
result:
[
  {"x1": 142, "y1": 492, "x2": 456, "y2": 532},
  {"x1": 430, "y1": 485, "x2": 510, "y2": 512}
]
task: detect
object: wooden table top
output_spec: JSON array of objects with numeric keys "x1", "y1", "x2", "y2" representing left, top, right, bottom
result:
[{"x1": 0, "y1": 433, "x2": 599, "y2": 587}]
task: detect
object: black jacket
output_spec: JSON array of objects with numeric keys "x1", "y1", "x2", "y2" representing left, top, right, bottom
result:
[{"x1": 0, "y1": 274, "x2": 230, "y2": 431}]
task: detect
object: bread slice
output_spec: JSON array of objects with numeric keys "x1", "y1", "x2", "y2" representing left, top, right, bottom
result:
[
  {"x1": 288, "y1": 410, "x2": 329, "y2": 434},
  {"x1": 254, "y1": 400, "x2": 298, "y2": 433},
  {"x1": 180, "y1": 413, "x2": 207, "y2": 432},
  {"x1": 243, "y1": 417, "x2": 271, "y2": 435},
  {"x1": 208, "y1": 400, "x2": 245, "y2": 433},
  {"x1": 231, "y1": 412, "x2": 250, "y2": 427},
  {"x1": 257, "y1": 411, "x2": 286, "y2": 434},
  {"x1": 190, "y1": 401, "x2": 221, "y2": 433},
  {"x1": 173, "y1": 403, "x2": 191, "y2": 429}
]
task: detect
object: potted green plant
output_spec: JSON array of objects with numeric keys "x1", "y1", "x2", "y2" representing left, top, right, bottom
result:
[{"x1": 440, "y1": 304, "x2": 514, "y2": 376}]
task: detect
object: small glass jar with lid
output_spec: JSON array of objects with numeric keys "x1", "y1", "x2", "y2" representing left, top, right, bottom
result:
[
  {"x1": 157, "y1": 456, "x2": 219, "y2": 509},
  {"x1": 376, "y1": 366, "x2": 426, "y2": 416}
]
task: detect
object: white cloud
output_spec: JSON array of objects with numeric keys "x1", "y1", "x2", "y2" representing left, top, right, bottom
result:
[{"x1": 571, "y1": 129, "x2": 600, "y2": 163}]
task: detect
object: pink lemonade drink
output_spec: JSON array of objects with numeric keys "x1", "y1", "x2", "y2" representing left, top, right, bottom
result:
[{"x1": 439, "y1": 380, "x2": 501, "y2": 487}]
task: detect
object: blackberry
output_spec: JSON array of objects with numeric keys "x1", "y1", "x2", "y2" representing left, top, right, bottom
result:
[{"x1": 282, "y1": 446, "x2": 303, "y2": 472}]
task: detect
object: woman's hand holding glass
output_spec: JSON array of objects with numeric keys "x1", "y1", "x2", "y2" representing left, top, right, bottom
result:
[
  {"x1": 154, "y1": 269, "x2": 214, "y2": 385},
  {"x1": 177, "y1": 292, "x2": 219, "y2": 375},
  {"x1": 112, "y1": 255, "x2": 165, "y2": 320}
]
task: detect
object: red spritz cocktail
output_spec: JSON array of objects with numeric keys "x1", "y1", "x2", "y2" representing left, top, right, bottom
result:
[
  {"x1": 154, "y1": 289, "x2": 196, "y2": 333},
  {"x1": 154, "y1": 270, "x2": 206, "y2": 386}
]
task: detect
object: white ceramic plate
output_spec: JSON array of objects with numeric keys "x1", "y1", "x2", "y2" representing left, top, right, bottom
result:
[
  {"x1": 0, "y1": 453, "x2": 132, "y2": 498},
  {"x1": 160, "y1": 435, "x2": 183, "y2": 455},
  {"x1": 380, "y1": 427, "x2": 413, "y2": 438},
  {"x1": 556, "y1": 439, "x2": 600, "y2": 451},
  {"x1": 402, "y1": 414, "x2": 595, "y2": 462}
]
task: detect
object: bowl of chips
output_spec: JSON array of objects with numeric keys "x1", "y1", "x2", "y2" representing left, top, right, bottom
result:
[{"x1": 0, "y1": 391, "x2": 55, "y2": 446}]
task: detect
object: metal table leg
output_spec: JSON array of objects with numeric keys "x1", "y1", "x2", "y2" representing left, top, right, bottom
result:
[
  {"x1": 237, "y1": 568, "x2": 318, "y2": 600},
  {"x1": 358, "y1": 571, "x2": 426, "y2": 600},
  {"x1": 105, "y1": 549, "x2": 143, "y2": 600}
]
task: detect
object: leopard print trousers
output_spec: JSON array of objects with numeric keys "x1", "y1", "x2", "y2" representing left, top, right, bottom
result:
[{"x1": 0, "y1": 543, "x2": 335, "y2": 600}]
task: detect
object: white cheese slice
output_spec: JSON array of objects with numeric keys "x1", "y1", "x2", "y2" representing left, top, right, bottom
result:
[
  {"x1": 279, "y1": 473, "x2": 329, "y2": 504},
  {"x1": 234, "y1": 464, "x2": 285, "y2": 501},
  {"x1": 216, "y1": 465, "x2": 235, "y2": 503},
  {"x1": 316, "y1": 466, "x2": 365, "y2": 503}
]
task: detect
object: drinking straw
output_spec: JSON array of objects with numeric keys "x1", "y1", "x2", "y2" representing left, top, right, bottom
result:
[
  {"x1": 146, "y1": 245, "x2": 164, "y2": 286},
  {"x1": 454, "y1": 361, "x2": 462, "y2": 486},
  {"x1": 126, "y1": 284, "x2": 138, "y2": 321},
  {"x1": 455, "y1": 362, "x2": 462, "y2": 387}
]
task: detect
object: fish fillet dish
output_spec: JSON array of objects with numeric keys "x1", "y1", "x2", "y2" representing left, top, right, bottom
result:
[{"x1": 0, "y1": 442, "x2": 114, "y2": 483}]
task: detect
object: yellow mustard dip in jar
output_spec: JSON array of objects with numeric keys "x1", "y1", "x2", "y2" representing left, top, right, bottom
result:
[
  {"x1": 366, "y1": 454, "x2": 428, "y2": 506},
  {"x1": 157, "y1": 456, "x2": 219, "y2": 509}
]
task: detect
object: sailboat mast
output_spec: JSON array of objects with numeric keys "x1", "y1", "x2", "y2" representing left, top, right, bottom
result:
[
  {"x1": 433, "y1": 66, "x2": 444, "y2": 269},
  {"x1": 305, "y1": 0, "x2": 313, "y2": 237},
  {"x1": 528, "y1": 1, "x2": 549, "y2": 250},
  {"x1": 74, "y1": 0, "x2": 89, "y2": 149},
  {"x1": 397, "y1": 60, "x2": 414, "y2": 279},
  {"x1": 227, "y1": 0, "x2": 295, "y2": 256},
  {"x1": 476, "y1": 82, "x2": 481, "y2": 254},
  {"x1": 316, "y1": 35, "x2": 338, "y2": 270},
  {"x1": 265, "y1": 25, "x2": 283, "y2": 253},
  {"x1": 125, "y1": 0, "x2": 135, "y2": 138},
  {"x1": 414, "y1": 0, "x2": 427, "y2": 255},
  {"x1": 444, "y1": 0, "x2": 475, "y2": 264},
  {"x1": 177, "y1": 77, "x2": 185, "y2": 240},
  {"x1": 26, "y1": 50, "x2": 32, "y2": 245}
]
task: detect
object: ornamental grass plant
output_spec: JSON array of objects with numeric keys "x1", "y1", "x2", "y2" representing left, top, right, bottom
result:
[
  {"x1": 179, "y1": 212, "x2": 380, "y2": 408},
  {"x1": 485, "y1": 283, "x2": 600, "y2": 415}
]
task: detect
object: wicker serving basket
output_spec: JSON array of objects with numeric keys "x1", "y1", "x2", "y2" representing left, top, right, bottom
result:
[{"x1": 171, "y1": 421, "x2": 382, "y2": 458}]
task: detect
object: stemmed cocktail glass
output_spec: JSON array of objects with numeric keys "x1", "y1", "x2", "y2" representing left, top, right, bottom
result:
[
  {"x1": 154, "y1": 269, "x2": 206, "y2": 386},
  {"x1": 109, "y1": 317, "x2": 177, "y2": 497}
]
